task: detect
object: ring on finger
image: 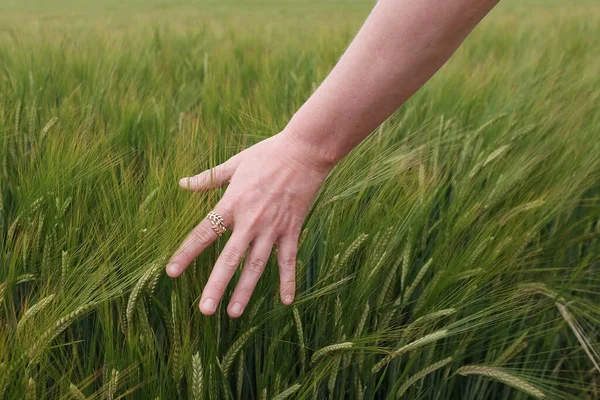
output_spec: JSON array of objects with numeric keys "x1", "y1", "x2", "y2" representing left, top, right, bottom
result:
[{"x1": 206, "y1": 210, "x2": 227, "y2": 237}]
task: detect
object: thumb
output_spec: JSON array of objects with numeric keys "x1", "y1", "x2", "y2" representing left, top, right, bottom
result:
[{"x1": 179, "y1": 156, "x2": 240, "y2": 191}]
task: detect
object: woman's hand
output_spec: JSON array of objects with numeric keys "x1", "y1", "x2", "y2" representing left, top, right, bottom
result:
[{"x1": 166, "y1": 132, "x2": 331, "y2": 318}]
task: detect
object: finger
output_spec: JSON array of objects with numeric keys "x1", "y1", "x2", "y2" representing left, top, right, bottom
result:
[
  {"x1": 166, "y1": 204, "x2": 231, "y2": 278},
  {"x1": 179, "y1": 156, "x2": 240, "y2": 191},
  {"x1": 199, "y1": 231, "x2": 251, "y2": 315},
  {"x1": 277, "y1": 235, "x2": 298, "y2": 305},
  {"x1": 227, "y1": 237, "x2": 274, "y2": 318}
]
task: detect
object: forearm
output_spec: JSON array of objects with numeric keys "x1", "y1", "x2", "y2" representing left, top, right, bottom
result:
[{"x1": 283, "y1": 0, "x2": 499, "y2": 172}]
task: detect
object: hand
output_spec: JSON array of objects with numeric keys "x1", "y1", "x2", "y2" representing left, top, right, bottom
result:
[{"x1": 166, "y1": 132, "x2": 331, "y2": 318}]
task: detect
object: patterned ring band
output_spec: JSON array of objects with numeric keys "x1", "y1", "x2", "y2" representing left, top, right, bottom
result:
[{"x1": 206, "y1": 211, "x2": 227, "y2": 237}]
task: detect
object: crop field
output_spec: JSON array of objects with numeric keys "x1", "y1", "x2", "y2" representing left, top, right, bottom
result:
[{"x1": 0, "y1": 0, "x2": 599, "y2": 399}]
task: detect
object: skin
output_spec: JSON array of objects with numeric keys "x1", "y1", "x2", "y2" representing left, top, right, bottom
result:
[{"x1": 166, "y1": 0, "x2": 500, "y2": 318}]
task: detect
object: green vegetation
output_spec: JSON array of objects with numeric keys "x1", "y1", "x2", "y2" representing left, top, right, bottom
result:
[{"x1": 1, "y1": 1, "x2": 599, "y2": 398}]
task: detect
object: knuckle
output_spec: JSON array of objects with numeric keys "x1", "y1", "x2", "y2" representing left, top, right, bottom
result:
[
  {"x1": 235, "y1": 287, "x2": 252, "y2": 301},
  {"x1": 287, "y1": 223, "x2": 302, "y2": 236},
  {"x1": 281, "y1": 257, "x2": 296, "y2": 273},
  {"x1": 217, "y1": 203, "x2": 235, "y2": 221},
  {"x1": 221, "y1": 248, "x2": 243, "y2": 270},
  {"x1": 247, "y1": 258, "x2": 267, "y2": 274}
]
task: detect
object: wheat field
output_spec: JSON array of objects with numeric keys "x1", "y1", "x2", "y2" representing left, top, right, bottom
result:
[{"x1": 0, "y1": 0, "x2": 599, "y2": 399}]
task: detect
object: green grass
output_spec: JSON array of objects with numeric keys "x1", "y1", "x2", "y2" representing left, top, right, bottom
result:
[{"x1": 1, "y1": 1, "x2": 599, "y2": 399}]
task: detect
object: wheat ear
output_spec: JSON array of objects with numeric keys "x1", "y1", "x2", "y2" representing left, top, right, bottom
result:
[
  {"x1": 191, "y1": 352, "x2": 204, "y2": 400},
  {"x1": 273, "y1": 383, "x2": 301, "y2": 400},
  {"x1": 26, "y1": 377, "x2": 36, "y2": 400},
  {"x1": 68, "y1": 383, "x2": 86, "y2": 400},
  {"x1": 311, "y1": 342, "x2": 353, "y2": 364},
  {"x1": 221, "y1": 327, "x2": 257, "y2": 376},
  {"x1": 171, "y1": 291, "x2": 183, "y2": 383},
  {"x1": 17, "y1": 294, "x2": 55, "y2": 334},
  {"x1": 106, "y1": 369, "x2": 119, "y2": 400},
  {"x1": 395, "y1": 357, "x2": 453, "y2": 398},
  {"x1": 328, "y1": 355, "x2": 341, "y2": 395},
  {"x1": 494, "y1": 331, "x2": 528, "y2": 366},
  {"x1": 292, "y1": 306, "x2": 306, "y2": 372},
  {"x1": 126, "y1": 262, "x2": 161, "y2": 328},
  {"x1": 29, "y1": 302, "x2": 96, "y2": 362},
  {"x1": 403, "y1": 258, "x2": 433, "y2": 303},
  {"x1": 400, "y1": 308, "x2": 456, "y2": 342},
  {"x1": 372, "y1": 329, "x2": 449, "y2": 373},
  {"x1": 456, "y1": 365, "x2": 545, "y2": 399}
]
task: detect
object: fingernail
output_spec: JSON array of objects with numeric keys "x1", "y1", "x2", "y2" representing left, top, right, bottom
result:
[
  {"x1": 166, "y1": 263, "x2": 180, "y2": 276},
  {"x1": 202, "y1": 298, "x2": 216, "y2": 313},
  {"x1": 231, "y1": 302, "x2": 243, "y2": 316},
  {"x1": 178, "y1": 177, "x2": 188, "y2": 186},
  {"x1": 284, "y1": 295, "x2": 293, "y2": 305}
]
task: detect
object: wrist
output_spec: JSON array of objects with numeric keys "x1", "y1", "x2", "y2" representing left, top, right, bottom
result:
[{"x1": 280, "y1": 117, "x2": 344, "y2": 176}]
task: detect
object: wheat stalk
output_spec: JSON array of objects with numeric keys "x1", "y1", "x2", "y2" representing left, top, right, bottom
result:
[
  {"x1": 396, "y1": 357, "x2": 453, "y2": 398},
  {"x1": 221, "y1": 327, "x2": 257, "y2": 376},
  {"x1": 236, "y1": 352, "x2": 244, "y2": 400},
  {"x1": 311, "y1": 342, "x2": 353, "y2": 364},
  {"x1": 456, "y1": 365, "x2": 545, "y2": 399},
  {"x1": 273, "y1": 383, "x2": 301, "y2": 400},
  {"x1": 208, "y1": 364, "x2": 217, "y2": 400},
  {"x1": 556, "y1": 303, "x2": 600, "y2": 372},
  {"x1": 372, "y1": 329, "x2": 449, "y2": 373}
]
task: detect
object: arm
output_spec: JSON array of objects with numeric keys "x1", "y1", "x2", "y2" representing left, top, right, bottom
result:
[
  {"x1": 167, "y1": 0, "x2": 499, "y2": 318},
  {"x1": 284, "y1": 0, "x2": 499, "y2": 173}
]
